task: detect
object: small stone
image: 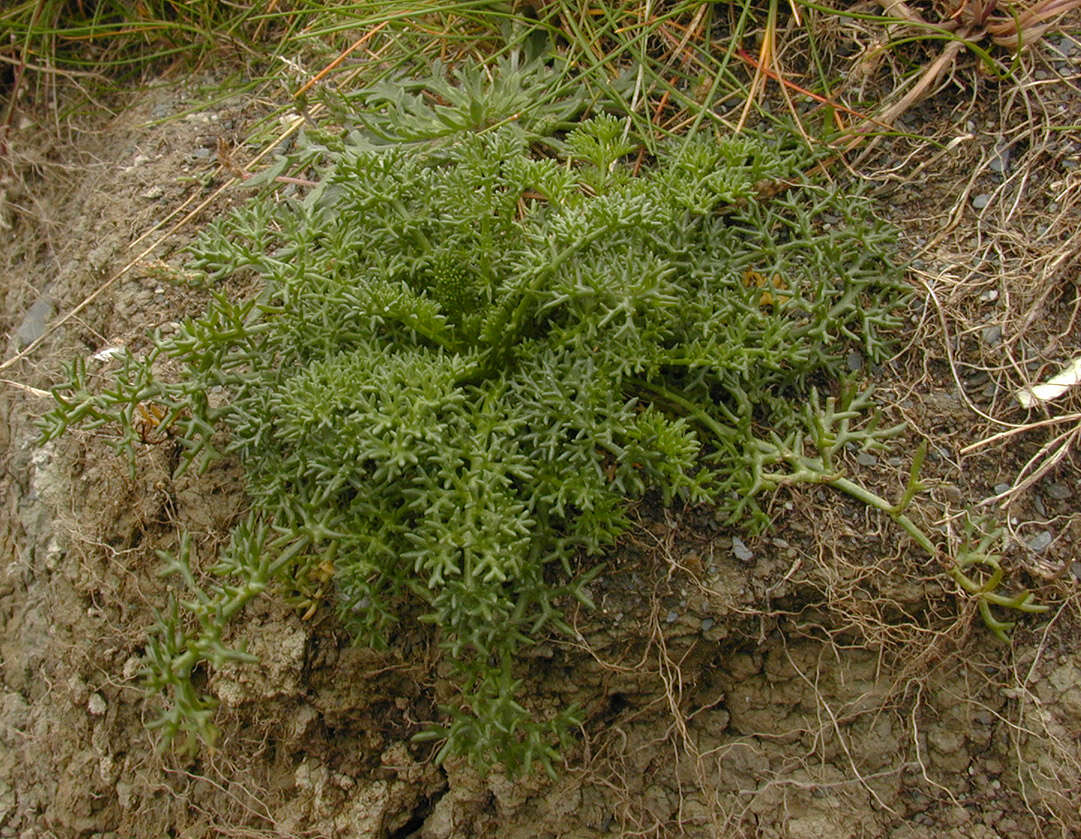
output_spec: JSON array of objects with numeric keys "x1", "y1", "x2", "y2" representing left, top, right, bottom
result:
[
  {"x1": 700, "y1": 618, "x2": 715, "y2": 632},
  {"x1": 979, "y1": 288, "x2": 999, "y2": 303},
  {"x1": 993, "y1": 483, "x2": 1011, "y2": 496},
  {"x1": 1070, "y1": 562, "x2": 1081, "y2": 581},
  {"x1": 1044, "y1": 482, "x2": 1071, "y2": 500},
  {"x1": 88, "y1": 693, "x2": 107, "y2": 715},
  {"x1": 981, "y1": 324, "x2": 1002, "y2": 346},
  {"x1": 941, "y1": 485, "x2": 964, "y2": 504},
  {"x1": 1025, "y1": 530, "x2": 1053, "y2": 552},
  {"x1": 1053, "y1": 35, "x2": 1077, "y2": 56},
  {"x1": 972, "y1": 193, "x2": 991, "y2": 209},
  {"x1": 665, "y1": 610, "x2": 678, "y2": 624},
  {"x1": 731, "y1": 536, "x2": 754, "y2": 562},
  {"x1": 856, "y1": 451, "x2": 878, "y2": 467},
  {"x1": 122, "y1": 657, "x2": 142, "y2": 680},
  {"x1": 988, "y1": 143, "x2": 1011, "y2": 174},
  {"x1": 191, "y1": 147, "x2": 212, "y2": 160},
  {"x1": 14, "y1": 296, "x2": 54, "y2": 349},
  {"x1": 846, "y1": 350, "x2": 864, "y2": 372},
  {"x1": 141, "y1": 185, "x2": 164, "y2": 200}
]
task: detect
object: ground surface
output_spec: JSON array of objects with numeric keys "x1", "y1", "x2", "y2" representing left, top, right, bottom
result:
[{"x1": 1, "y1": 37, "x2": 1080, "y2": 839}]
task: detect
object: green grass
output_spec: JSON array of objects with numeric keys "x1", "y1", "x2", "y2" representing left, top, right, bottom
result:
[
  {"x1": 0, "y1": 1, "x2": 853, "y2": 150},
  {"x1": 5, "y1": 0, "x2": 1076, "y2": 152}
]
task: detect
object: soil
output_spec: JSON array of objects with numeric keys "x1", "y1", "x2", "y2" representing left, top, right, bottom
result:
[{"x1": 1, "y1": 41, "x2": 1080, "y2": 839}]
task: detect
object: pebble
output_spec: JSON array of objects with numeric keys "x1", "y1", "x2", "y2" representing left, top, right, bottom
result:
[
  {"x1": 981, "y1": 324, "x2": 1002, "y2": 346},
  {"x1": 140, "y1": 185, "x2": 164, "y2": 200},
  {"x1": 928, "y1": 446, "x2": 952, "y2": 462},
  {"x1": 846, "y1": 350, "x2": 864, "y2": 372},
  {"x1": 191, "y1": 147, "x2": 212, "y2": 160},
  {"x1": 979, "y1": 288, "x2": 999, "y2": 303},
  {"x1": 731, "y1": 536, "x2": 754, "y2": 562},
  {"x1": 88, "y1": 693, "x2": 107, "y2": 715},
  {"x1": 13, "y1": 297, "x2": 54, "y2": 349},
  {"x1": 122, "y1": 657, "x2": 142, "y2": 680},
  {"x1": 993, "y1": 482, "x2": 1011, "y2": 496},
  {"x1": 1044, "y1": 482, "x2": 1071, "y2": 500},
  {"x1": 1025, "y1": 531, "x2": 1053, "y2": 552},
  {"x1": 1053, "y1": 34, "x2": 1077, "y2": 56},
  {"x1": 856, "y1": 452, "x2": 877, "y2": 467},
  {"x1": 988, "y1": 142, "x2": 1011, "y2": 174},
  {"x1": 941, "y1": 485, "x2": 963, "y2": 504},
  {"x1": 972, "y1": 193, "x2": 992, "y2": 209},
  {"x1": 665, "y1": 610, "x2": 678, "y2": 624},
  {"x1": 1070, "y1": 563, "x2": 1081, "y2": 581},
  {"x1": 700, "y1": 618, "x2": 715, "y2": 632}
]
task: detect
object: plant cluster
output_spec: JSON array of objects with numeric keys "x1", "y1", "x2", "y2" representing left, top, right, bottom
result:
[{"x1": 41, "y1": 92, "x2": 922, "y2": 773}]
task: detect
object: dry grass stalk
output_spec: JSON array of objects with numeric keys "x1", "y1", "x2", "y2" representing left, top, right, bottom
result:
[{"x1": 843, "y1": 0, "x2": 1081, "y2": 146}]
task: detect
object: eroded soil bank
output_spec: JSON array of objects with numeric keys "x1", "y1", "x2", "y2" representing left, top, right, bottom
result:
[{"x1": 2, "y1": 62, "x2": 1080, "y2": 838}]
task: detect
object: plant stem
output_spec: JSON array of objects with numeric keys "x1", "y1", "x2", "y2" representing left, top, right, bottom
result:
[{"x1": 827, "y1": 475, "x2": 937, "y2": 556}]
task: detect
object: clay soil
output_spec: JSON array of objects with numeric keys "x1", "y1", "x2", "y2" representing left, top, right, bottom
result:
[{"x1": 1, "y1": 37, "x2": 1080, "y2": 839}]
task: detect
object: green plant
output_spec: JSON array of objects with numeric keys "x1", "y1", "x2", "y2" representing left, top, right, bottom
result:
[
  {"x1": 41, "y1": 89, "x2": 917, "y2": 773},
  {"x1": 948, "y1": 517, "x2": 1050, "y2": 642},
  {"x1": 318, "y1": 55, "x2": 594, "y2": 146},
  {"x1": 727, "y1": 387, "x2": 1048, "y2": 640}
]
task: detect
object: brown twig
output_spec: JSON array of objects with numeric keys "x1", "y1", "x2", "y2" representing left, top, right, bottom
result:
[{"x1": 293, "y1": 21, "x2": 389, "y2": 99}]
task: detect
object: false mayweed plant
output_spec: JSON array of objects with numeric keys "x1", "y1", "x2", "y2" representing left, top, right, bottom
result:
[{"x1": 41, "y1": 109, "x2": 911, "y2": 775}]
